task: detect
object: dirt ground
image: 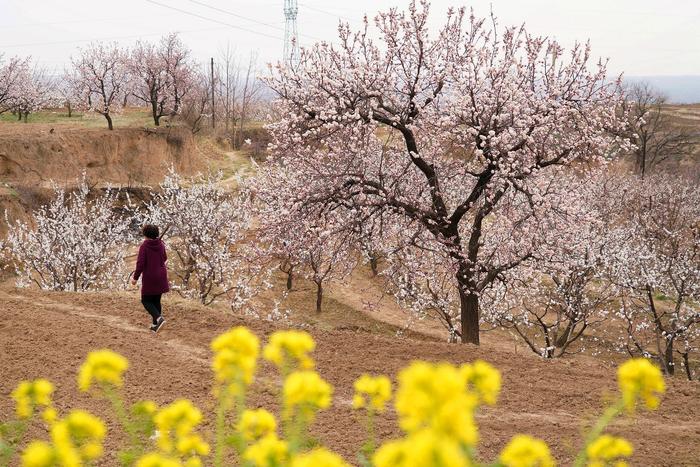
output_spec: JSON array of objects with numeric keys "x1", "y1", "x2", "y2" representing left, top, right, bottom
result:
[{"x1": 1, "y1": 285, "x2": 699, "y2": 466}]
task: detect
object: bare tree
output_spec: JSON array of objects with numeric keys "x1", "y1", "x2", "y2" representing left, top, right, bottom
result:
[
  {"x1": 217, "y1": 43, "x2": 240, "y2": 137},
  {"x1": 234, "y1": 52, "x2": 262, "y2": 148},
  {"x1": 623, "y1": 82, "x2": 695, "y2": 176}
]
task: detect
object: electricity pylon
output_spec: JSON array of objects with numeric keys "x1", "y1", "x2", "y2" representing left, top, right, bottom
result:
[{"x1": 283, "y1": 0, "x2": 299, "y2": 65}]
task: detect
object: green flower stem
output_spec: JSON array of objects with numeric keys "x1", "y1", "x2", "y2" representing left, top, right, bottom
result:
[
  {"x1": 230, "y1": 386, "x2": 248, "y2": 456},
  {"x1": 365, "y1": 408, "x2": 376, "y2": 455},
  {"x1": 0, "y1": 418, "x2": 28, "y2": 467},
  {"x1": 214, "y1": 385, "x2": 231, "y2": 467},
  {"x1": 102, "y1": 383, "x2": 145, "y2": 467},
  {"x1": 573, "y1": 399, "x2": 625, "y2": 467},
  {"x1": 102, "y1": 385, "x2": 137, "y2": 444}
]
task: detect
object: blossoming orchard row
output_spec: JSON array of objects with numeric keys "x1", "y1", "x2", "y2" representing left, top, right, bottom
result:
[{"x1": 2, "y1": 163, "x2": 699, "y2": 380}]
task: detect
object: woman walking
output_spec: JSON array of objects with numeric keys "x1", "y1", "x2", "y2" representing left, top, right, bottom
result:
[{"x1": 132, "y1": 224, "x2": 169, "y2": 333}]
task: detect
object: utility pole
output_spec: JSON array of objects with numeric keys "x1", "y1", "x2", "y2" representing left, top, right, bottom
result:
[
  {"x1": 283, "y1": 0, "x2": 299, "y2": 66},
  {"x1": 210, "y1": 57, "x2": 215, "y2": 129}
]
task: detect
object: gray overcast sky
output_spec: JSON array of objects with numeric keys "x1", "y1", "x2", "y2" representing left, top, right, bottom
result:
[{"x1": 1, "y1": 0, "x2": 699, "y2": 77}]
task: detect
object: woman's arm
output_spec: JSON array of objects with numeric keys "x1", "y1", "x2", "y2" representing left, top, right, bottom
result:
[{"x1": 133, "y1": 244, "x2": 146, "y2": 281}]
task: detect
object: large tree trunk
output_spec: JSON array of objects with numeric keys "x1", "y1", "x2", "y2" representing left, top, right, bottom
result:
[
  {"x1": 67, "y1": 101, "x2": 72, "y2": 118},
  {"x1": 458, "y1": 286, "x2": 480, "y2": 345},
  {"x1": 151, "y1": 100, "x2": 160, "y2": 126},
  {"x1": 105, "y1": 113, "x2": 114, "y2": 131},
  {"x1": 662, "y1": 337, "x2": 675, "y2": 375},
  {"x1": 681, "y1": 352, "x2": 693, "y2": 381},
  {"x1": 315, "y1": 281, "x2": 323, "y2": 313},
  {"x1": 286, "y1": 268, "x2": 293, "y2": 290},
  {"x1": 369, "y1": 254, "x2": 379, "y2": 277}
]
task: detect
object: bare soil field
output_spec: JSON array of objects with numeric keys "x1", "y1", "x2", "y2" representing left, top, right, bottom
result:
[{"x1": 1, "y1": 285, "x2": 699, "y2": 466}]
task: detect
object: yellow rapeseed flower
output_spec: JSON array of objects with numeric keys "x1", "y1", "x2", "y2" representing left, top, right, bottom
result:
[
  {"x1": 290, "y1": 447, "x2": 351, "y2": 467},
  {"x1": 154, "y1": 400, "x2": 209, "y2": 457},
  {"x1": 21, "y1": 441, "x2": 57, "y2": 467},
  {"x1": 352, "y1": 374, "x2": 392, "y2": 413},
  {"x1": 462, "y1": 360, "x2": 501, "y2": 405},
  {"x1": 135, "y1": 452, "x2": 183, "y2": 467},
  {"x1": 183, "y1": 457, "x2": 203, "y2": 467},
  {"x1": 499, "y1": 434, "x2": 555, "y2": 467},
  {"x1": 263, "y1": 330, "x2": 316, "y2": 371},
  {"x1": 153, "y1": 399, "x2": 209, "y2": 456},
  {"x1": 175, "y1": 434, "x2": 210, "y2": 457},
  {"x1": 50, "y1": 410, "x2": 106, "y2": 465},
  {"x1": 373, "y1": 429, "x2": 470, "y2": 467},
  {"x1": 586, "y1": 434, "x2": 633, "y2": 467},
  {"x1": 237, "y1": 408, "x2": 277, "y2": 442},
  {"x1": 11, "y1": 379, "x2": 54, "y2": 419},
  {"x1": 77, "y1": 349, "x2": 129, "y2": 392},
  {"x1": 395, "y1": 362, "x2": 479, "y2": 445},
  {"x1": 617, "y1": 358, "x2": 665, "y2": 411},
  {"x1": 283, "y1": 371, "x2": 333, "y2": 419},
  {"x1": 42, "y1": 407, "x2": 58, "y2": 425},
  {"x1": 242, "y1": 434, "x2": 290, "y2": 467},
  {"x1": 211, "y1": 327, "x2": 259, "y2": 385}
]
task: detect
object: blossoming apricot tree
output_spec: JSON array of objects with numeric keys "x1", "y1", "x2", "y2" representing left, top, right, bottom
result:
[
  {"x1": 69, "y1": 42, "x2": 129, "y2": 130},
  {"x1": 253, "y1": 168, "x2": 358, "y2": 312},
  {"x1": 484, "y1": 174, "x2": 618, "y2": 357},
  {"x1": 606, "y1": 175, "x2": 700, "y2": 379},
  {"x1": 3, "y1": 179, "x2": 132, "y2": 292},
  {"x1": 141, "y1": 171, "x2": 262, "y2": 307},
  {"x1": 261, "y1": 0, "x2": 628, "y2": 344},
  {"x1": 129, "y1": 33, "x2": 195, "y2": 126},
  {"x1": 0, "y1": 54, "x2": 28, "y2": 114}
]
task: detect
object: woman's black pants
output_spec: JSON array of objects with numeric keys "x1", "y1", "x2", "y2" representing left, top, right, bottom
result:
[{"x1": 141, "y1": 294, "x2": 162, "y2": 325}]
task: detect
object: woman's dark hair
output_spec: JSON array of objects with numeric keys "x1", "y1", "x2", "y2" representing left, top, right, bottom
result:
[{"x1": 142, "y1": 224, "x2": 159, "y2": 239}]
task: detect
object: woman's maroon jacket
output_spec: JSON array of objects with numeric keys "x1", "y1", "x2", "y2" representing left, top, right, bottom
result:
[{"x1": 133, "y1": 239, "x2": 170, "y2": 295}]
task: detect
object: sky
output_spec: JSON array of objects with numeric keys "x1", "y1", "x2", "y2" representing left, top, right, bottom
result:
[{"x1": 1, "y1": 0, "x2": 699, "y2": 79}]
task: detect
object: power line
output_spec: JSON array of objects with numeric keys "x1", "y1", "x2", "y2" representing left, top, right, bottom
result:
[
  {"x1": 184, "y1": 0, "x2": 322, "y2": 41},
  {"x1": 186, "y1": 0, "x2": 284, "y2": 31},
  {"x1": 298, "y1": 2, "x2": 355, "y2": 23},
  {"x1": 144, "y1": 0, "x2": 283, "y2": 41},
  {"x1": 0, "y1": 14, "x2": 177, "y2": 30},
  {"x1": 0, "y1": 25, "x2": 228, "y2": 49}
]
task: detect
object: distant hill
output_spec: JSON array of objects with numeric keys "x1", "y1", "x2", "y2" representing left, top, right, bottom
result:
[{"x1": 625, "y1": 76, "x2": 700, "y2": 104}]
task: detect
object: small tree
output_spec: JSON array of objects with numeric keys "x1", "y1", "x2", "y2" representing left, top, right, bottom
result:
[
  {"x1": 606, "y1": 175, "x2": 700, "y2": 379},
  {"x1": 129, "y1": 33, "x2": 194, "y2": 126},
  {"x1": 484, "y1": 175, "x2": 618, "y2": 357},
  {"x1": 13, "y1": 62, "x2": 56, "y2": 122},
  {"x1": 0, "y1": 55, "x2": 28, "y2": 114},
  {"x1": 179, "y1": 70, "x2": 211, "y2": 134},
  {"x1": 3, "y1": 178, "x2": 132, "y2": 291},
  {"x1": 253, "y1": 165, "x2": 357, "y2": 313},
  {"x1": 143, "y1": 171, "x2": 261, "y2": 307},
  {"x1": 161, "y1": 33, "x2": 195, "y2": 122},
  {"x1": 69, "y1": 42, "x2": 128, "y2": 130},
  {"x1": 129, "y1": 40, "x2": 169, "y2": 125}
]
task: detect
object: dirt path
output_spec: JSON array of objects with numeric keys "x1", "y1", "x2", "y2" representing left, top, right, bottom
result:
[{"x1": 1, "y1": 286, "x2": 699, "y2": 466}]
